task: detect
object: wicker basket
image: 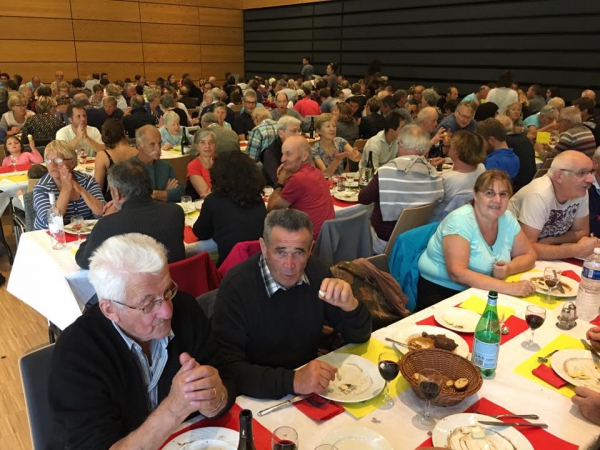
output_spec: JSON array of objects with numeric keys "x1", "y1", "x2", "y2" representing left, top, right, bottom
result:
[{"x1": 399, "y1": 348, "x2": 483, "y2": 407}]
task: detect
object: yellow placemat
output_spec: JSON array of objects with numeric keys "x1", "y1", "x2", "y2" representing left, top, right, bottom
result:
[
  {"x1": 186, "y1": 210, "x2": 199, "y2": 219},
  {"x1": 506, "y1": 269, "x2": 562, "y2": 310},
  {"x1": 336, "y1": 338, "x2": 410, "y2": 418},
  {"x1": 513, "y1": 334, "x2": 584, "y2": 398},
  {"x1": 0, "y1": 173, "x2": 28, "y2": 182},
  {"x1": 459, "y1": 295, "x2": 515, "y2": 320}
]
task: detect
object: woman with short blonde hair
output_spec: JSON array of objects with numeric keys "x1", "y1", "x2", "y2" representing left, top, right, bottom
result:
[
  {"x1": 20, "y1": 96, "x2": 63, "y2": 144},
  {"x1": 0, "y1": 93, "x2": 35, "y2": 136}
]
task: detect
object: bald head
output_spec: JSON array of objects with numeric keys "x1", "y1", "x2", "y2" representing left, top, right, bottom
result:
[
  {"x1": 548, "y1": 150, "x2": 595, "y2": 199},
  {"x1": 416, "y1": 107, "x2": 439, "y2": 133},
  {"x1": 281, "y1": 135, "x2": 311, "y2": 173},
  {"x1": 550, "y1": 150, "x2": 593, "y2": 172},
  {"x1": 496, "y1": 114, "x2": 513, "y2": 132},
  {"x1": 582, "y1": 90, "x2": 596, "y2": 101}
]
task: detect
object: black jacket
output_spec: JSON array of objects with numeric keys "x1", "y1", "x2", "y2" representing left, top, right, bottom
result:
[{"x1": 122, "y1": 108, "x2": 156, "y2": 138}]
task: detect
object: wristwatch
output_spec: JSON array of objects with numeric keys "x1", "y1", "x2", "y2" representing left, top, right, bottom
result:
[{"x1": 273, "y1": 182, "x2": 285, "y2": 190}]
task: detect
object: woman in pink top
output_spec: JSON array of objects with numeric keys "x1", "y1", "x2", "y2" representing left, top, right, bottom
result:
[
  {"x1": 2, "y1": 135, "x2": 43, "y2": 167},
  {"x1": 187, "y1": 129, "x2": 215, "y2": 199}
]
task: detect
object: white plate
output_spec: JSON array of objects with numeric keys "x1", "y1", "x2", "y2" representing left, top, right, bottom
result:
[
  {"x1": 520, "y1": 272, "x2": 579, "y2": 298},
  {"x1": 324, "y1": 426, "x2": 393, "y2": 450},
  {"x1": 316, "y1": 353, "x2": 385, "y2": 403},
  {"x1": 333, "y1": 191, "x2": 359, "y2": 203},
  {"x1": 391, "y1": 325, "x2": 470, "y2": 358},
  {"x1": 551, "y1": 349, "x2": 600, "y2": 392},
  {"x1": 432, "y1": 413, "x2": 533, "y2": 450},
  {"x1": 64, "y1": 219, "x2": 98, "y2": 236},
  {"x1": 163, "y1": 427, "x2": 239, "y2": 450},
  {"x1": 178, "y1": 202, "x2": 196, "y2": 215},
  {"x1": 434, "y1": 307, "x2": 481, "y2": 333}
]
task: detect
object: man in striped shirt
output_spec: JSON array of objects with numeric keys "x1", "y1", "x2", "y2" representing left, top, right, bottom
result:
[
  {"x1": 358, "y1": 124, "x2": 444, "y2": 253},
  {"x1": 541, "y1": 106, "x2": 597, "y2": 159}
]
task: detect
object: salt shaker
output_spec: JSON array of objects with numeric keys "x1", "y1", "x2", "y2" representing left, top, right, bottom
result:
[{"x1": 556, "y1": 302, "x2": 577, "y2": 330}]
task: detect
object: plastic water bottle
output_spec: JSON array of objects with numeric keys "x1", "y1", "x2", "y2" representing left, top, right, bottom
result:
[
  {"x1": 576, "y1": 248, "x2": 600, "y2": 321},
  {"x1": 472, "y1": 291, "x2": 500, "y2": 377},
  {"x1": 47, "y1": 192, "x2": 65, "y2": 250}
]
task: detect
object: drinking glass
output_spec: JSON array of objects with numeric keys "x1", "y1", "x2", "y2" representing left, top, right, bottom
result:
[
  {"x1": 315, "y1": 445, "x2": 338, "y2": 450},
  {"x1": 272, "y1": 426, "x2": 298, "y2": 450},
  {"x1": 79, "y1": 148, "x2": 87, "y2": 166},
  {"x1": 181, "y1": 195, "x2": 192, "y2": 204},
  {"x1": 522, "y1": 305, "x2": 546, "y2": 351},
  {"x1": 378, "y1": 351, "x2": 400, "y2": 408},
  {"x1": 542, "y1": 267, "x2": 562, "y2": 305},
  {"x1": 10, "y1": 155, "x2": 17, "y2": 172},
  {"x1": 412, "y1": 369, "x2": 443, "y2": 430},
  {"x1": 71, "y1": 215, "x2": 84, "y2": 246}
]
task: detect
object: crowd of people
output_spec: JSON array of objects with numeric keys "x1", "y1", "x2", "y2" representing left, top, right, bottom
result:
[{"x1": 1, "y1": 62, "x2": 600, "y2": 447}]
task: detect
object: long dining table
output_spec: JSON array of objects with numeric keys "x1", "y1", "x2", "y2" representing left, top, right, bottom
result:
[{"x1": 162, "y1": 259, "x2": 597, "y2": 450}]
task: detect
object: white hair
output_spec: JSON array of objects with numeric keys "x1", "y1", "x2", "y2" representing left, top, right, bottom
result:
[
  {"x1": 593, "y1": 146, "x2": 600, "y2": 162},
  {"x1": 89, "y1": 233, "x2": 167, "y2": 304},
  {"x1": 163, "y1": 110, "x2": 180, "y2": 126},
  {"x1": 559, "y1": 106, "x2": 582, "y2": 125},
  {"x1": 398, "y1": 124, "x2": 431, "y2": 155},
  {"x1": 277, "y1": 115, "x2": 301, "y2": 131},
  {"x1": 416, "y1": 107, "x2": 437, "y2": 122}
]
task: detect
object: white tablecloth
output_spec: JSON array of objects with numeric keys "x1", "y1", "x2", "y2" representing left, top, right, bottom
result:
[{"x1": 215, "y1": 260, "x2": 596, "y2": 449}]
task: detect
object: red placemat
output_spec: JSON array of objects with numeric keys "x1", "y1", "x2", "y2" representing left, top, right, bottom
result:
[
  {"x1": 562, "y1": 257, "x2": 583, "y2": 267},
  {"x1": 416, "y1": 397, "x2": 577, "y2": 449},
  {"x1": 184, "y1": 225, "x2": 199, "y2": 244},
  {"x1": 45, "y1": 230, "x2": 85, "y2": 244},
  {"x1": 416, "y1": 312, "x2": 529, "y2": 352},
  {"x1": 0, "y1": 163, "x2": 31, "y2": 174},
  {"x1": 160, "y1": 403, "x2": 272, "y2": 450},
  {"x1": 332, "y1": 197, "x2": 357, "y2": 209}
]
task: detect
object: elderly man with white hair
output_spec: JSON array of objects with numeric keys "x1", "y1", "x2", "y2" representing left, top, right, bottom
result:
[
  {"x1": 509, "y1": 150, "x2": 599, "y2": 260},
  {"x1": 261, "y1": 115, "x2": 302, "y2": 185},
  {"x1": 246, "y1": 107, "x2": 278, "y2": 161},
  {"x1": 49, "y1": 233, "x2": 234, "y2": 449},
  {"x1": 358, "y1": 123, "x2": 444, "y2": 253},
  {"x1": 539, "y1": 106, "x2": 597, "y2": 160}
]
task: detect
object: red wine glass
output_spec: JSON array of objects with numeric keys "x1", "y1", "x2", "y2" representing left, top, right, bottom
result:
[
  {"x1": 522, "y1": 305, "x2": 546, "y2": 351},
  {"x1": 378, "y1": 351, "x2": 400, "y2": 408}
]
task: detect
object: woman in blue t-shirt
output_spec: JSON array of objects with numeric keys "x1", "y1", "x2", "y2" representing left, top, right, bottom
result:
[{"x1": 417, "y1": 170, "x2": 537, "y2": 311}]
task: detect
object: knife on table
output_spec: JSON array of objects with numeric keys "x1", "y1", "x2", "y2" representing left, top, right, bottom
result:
[
  {"x1": 478, "y1": 421, "x2": 548, "y2": 429},
  {"x1": 257, "y1": 395, "x2": 308, "y2": 417},
  {"x1": 580, "y1": 339, "x2": 600, "y2": 371}
]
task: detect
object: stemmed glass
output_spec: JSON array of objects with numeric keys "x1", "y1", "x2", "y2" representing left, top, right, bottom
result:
[
  {"x1": 71, "y1": 215, "x2": 84, "y2": 246},
  {"x1": 412, "y1": 369, "x2": 443, "y2": 430},
  {"x1": 10, "y1": 155, "x2": 17, "y2": 172},
  {"x1": 522, "y1": 305, "x2": 546, "y2": 351},
  {"x1": 272, "y1": 426, "x2": 298, "y2": 450},
  {"x1": 543, "y1": 267, "x2": 562, "y2": 304},
  {"x1": 378, "y1": 351, "x2": 400, "y2": 408},
  {"x1": 315, "y1": 446, "x2": 338, "y2": 450}
]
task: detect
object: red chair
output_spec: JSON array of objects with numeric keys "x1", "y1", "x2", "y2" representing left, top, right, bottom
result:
[
  {"x1": 217, "y1": 240, "x2": 262, "y2": 280},
  {"x1": 169, "y1": 252, "x2": 220, "y2": 298}
]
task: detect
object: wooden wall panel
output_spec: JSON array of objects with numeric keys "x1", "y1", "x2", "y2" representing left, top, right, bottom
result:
[
  {"x1": 77, "y1": 63, "x2": 145, "y2": 81},
  {"x1": 75, "y1": 42, "x2": 144, "y2": 62},
  {"x1": 145, "y1": 63, "x2": 202, "y2": 81},
  {"x1": 143, "y1": 44, "x2": 201, "y2": 63},
  {"x1": 139, "y1": 0, "x2": 198, "y2": 6},
  {"x1": 199, "y1": 0, "x2": 242, "y2": 8},
  {"x1": 201, "y1": 45, "x2": 244, "y2": 63},
  {"x1": 200, "y1": 27, "x2": 243, "y2": 45},
  {"x1": 73, "y1": 20, "x2": 142, "y2": 43},
  {"x1": 243, "y1": 0, "x2": 329, "y2": 8},
  {"x1": 202, "y1": 63, "x2": 244, "y2": 79},
  {"x1": 0, "y1": 63, "x2": 79, "y2": 82},
  {"x1": 198, "y1": 7, "x2": 243, "y2": 27},
  {"x1": 70, "y1": 0, "x2": 141, "y2": 21},
  {"x1": 141, "y1": 23, "x2": 200, "y2": 44},
  {"x1": 2, "y1": 41, "x2": 76, "y2": 62},
  {"x1": 0, "y1": 0, "x2": 72, "y2": 18},
  {"x1": 0, "y1": 18, "x2": 73, "y2": 41},
  {"x1": 140, "y1": 3, "x2": 199, "y2": 25}
]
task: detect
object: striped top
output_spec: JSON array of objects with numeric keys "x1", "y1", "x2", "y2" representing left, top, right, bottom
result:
[
  {"x1": 33, "y1": 171, "x2": 105, "y2": 230},
  {"x1": 555, "y1": 124, "x2": 597, "y2": 158}
]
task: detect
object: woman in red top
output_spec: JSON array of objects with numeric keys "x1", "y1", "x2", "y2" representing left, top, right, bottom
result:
[{"x1": 187, "y1": 129, "x2": 215, "y2": 199}]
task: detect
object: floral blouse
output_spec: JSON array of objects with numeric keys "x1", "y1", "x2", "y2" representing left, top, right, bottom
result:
[{"x1": 310, "y1": 137, "x2": 349, "y2": 175}]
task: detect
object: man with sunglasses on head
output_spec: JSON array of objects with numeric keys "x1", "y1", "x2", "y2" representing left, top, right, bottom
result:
[
  {"x1": 509, "y1": 150, "x2": 599, "y2": 260},
  {"x1": 49, "y1": 233, "x2": 235, "y2": 450}
]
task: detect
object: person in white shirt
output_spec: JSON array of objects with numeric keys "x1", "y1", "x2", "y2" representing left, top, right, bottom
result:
[{"x1": 56, "y1": 104, "x2": 105, "y2": 156}]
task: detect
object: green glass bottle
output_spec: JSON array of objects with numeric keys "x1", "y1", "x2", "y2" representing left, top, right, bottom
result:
[{"x1": 471, "y1": 291, "x2": 500, "y2": 377}]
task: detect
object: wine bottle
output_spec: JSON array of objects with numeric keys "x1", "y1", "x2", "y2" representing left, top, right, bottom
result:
[
  {"x1": 309, "y1": 116, "x2": 315, "y2": 139},
  {"x1": 237, "y1": 409, "x2": 256, "y2": 450},
  {"x1": 471, "y1": 291, "x2": 500, "y2": 377},
  {"x1": 181, "y1": 127, "x2": 189, "y2": 155},
  {"x1": 364, "y1": 150, "x2": 374, "y2": 183}
]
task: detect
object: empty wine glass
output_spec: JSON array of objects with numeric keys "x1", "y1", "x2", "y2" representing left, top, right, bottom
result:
[
  {"x1": 412, "y1": 369, "x2": 443, "y2": 430},
  {"x1": 315, "y1": 445, "x2": 338, "y2": 450},
  {"x1": 10, "y1": 155, "x2": 18, "y2": 172},
  {"x1": 378, "y1": 351, "x2": 400, "y2": 408},
  {"x1": 522, "y1": 305, "x2": 546, "y2": 351},
  {"x1": 272, "y1": 426, "x2": 298, "y2": 450},
  {"x1": 71, "y1": 215, "x2": 84, "y2": 246},
  {"x1": 543, "y1": 267, "x2": 562, "y2": 305}
]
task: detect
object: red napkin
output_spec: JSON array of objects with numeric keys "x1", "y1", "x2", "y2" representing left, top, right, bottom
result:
[
  {"x1": 416, "y1": 313, "x2": 529, "y2": 352},
  {"x1": 45, "y1": 230, "x2": 84, "y2": 244},
  {"x1": 293, "y1": 394, "x2": 344, "y2": 421},
  {"x1": 416, "y1": 397, "x2": 577, "y2": 449},
  {"x1": 0, "y1": 163, "x2": 31, "y2": 174},
  {"x1": 532, "y1": 363, "x2": 568, "y2": 389},
  {"x1": 160, "y1": 403, "x2": 272, "y2": 450},
  {"x1": 332, "y1": 197, "x2": 357, "y2": 208},
  {"x1": 562, "y1": 270, "x2": 581, "y2": 283},
  {"x1": 590, "y1": 315, "x2": 600, "y2": 326},
  {"x1": 184, "y1": 225, "x2": 199, "y2": 244},
  {"x1": 562, "y1": 258, "x2": 583, "y2": 267}
]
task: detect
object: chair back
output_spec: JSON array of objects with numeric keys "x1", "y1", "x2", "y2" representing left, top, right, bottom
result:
[
  {"x1": 168, "y1": 252, "x2": 220, "y2": 298},
  {"x1": 217, "y1": 240, "x2": 262, "y2": 279},
  {"x1": 540, "y1": 158, "x2": 554, "y2": 170},
  {"x1": 19, "y1": 344, "x2": 55, "y2": 450},
  {"x1": 354, "y1": 139, "x2": 368, "y2": 152},
  {"x1": 314, "y1": 204, "x2": 373, "y2": 268},
  {"x1": 384, "y1": 202, "x2": 437, "y2": 258},
  {"x1": 230, "y1": 104, "x2": 242, "y2": 113},
  {"x1": 533, "y1": 168, "x2": 549, "y2": 179},
  {"x1": 165, "y1": 154, "x2": 191, "y2": 187}
]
